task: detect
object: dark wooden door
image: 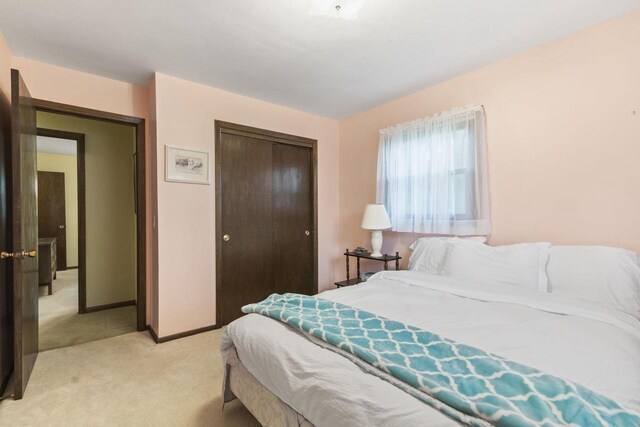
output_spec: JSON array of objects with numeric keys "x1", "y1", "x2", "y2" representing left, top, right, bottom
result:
[
  {"x1": 219, "y1": 133, "x2": 273, "y2": 326},
  {"x1": 11, "y1": 69, "x2": 39, "y2": 400},
  {"x1": 272, "y1": 143, "x2": 314, "y2": 295},
  {"x1": 217, "y1": 123, "x2": 317, "y2": 326},
  {"x1": 0, "y1": 67, "x2": 13, "y2": 395},
  {"x1": 37, "y1": 171, "x2": 67, "y2": 271}
]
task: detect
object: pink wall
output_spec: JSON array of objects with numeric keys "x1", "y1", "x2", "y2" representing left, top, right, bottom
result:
[
  {"x1": 13, "y1": 57, "x2": 149, "y2": 119},
  {"x1": 10, "y1": 57, "x2": 156, "y2": 324},
  {"x1": 153, "y1": 73, "x2": 340, "y2": 337},
  {"x1": 339, "y1": 10, "x2": 640, "y2": 270}
]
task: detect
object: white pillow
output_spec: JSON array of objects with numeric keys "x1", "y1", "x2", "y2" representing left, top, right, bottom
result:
[
  {"x1": 408, "y1": 236, "x2": 486, "y2": 275},
  {"x1": 443, "y1": 242, "x2": 551, "y2": 291},
  {"x1": 547, "y1": 246, "x2": 640, "y2": 319}
]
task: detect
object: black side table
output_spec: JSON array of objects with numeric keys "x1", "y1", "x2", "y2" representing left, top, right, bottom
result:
[{"x1": 335, "y1": 249, "x2": 401, "y2": 288}]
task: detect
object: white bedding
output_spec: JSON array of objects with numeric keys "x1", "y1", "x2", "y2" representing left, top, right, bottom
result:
[{"x1": 221, "y1": 271, "x2": 640, "y2": 427}]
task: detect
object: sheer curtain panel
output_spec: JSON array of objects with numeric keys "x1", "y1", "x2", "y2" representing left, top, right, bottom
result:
[{"x1": 376, "y1": 105, "x2": 491, "y2": 235}]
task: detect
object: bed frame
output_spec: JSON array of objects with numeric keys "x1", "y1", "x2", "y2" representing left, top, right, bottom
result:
[{"x1": 223, "y1": 345, "x2": 315, "y2": 427}]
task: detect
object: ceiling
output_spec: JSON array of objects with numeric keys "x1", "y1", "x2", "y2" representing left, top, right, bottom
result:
[
  {"x1": 1, "y1": 1, "x2": 639, "y2": 118},
  {"x1": 37, "y1": 136, "x2": 77, "y2": 156}
]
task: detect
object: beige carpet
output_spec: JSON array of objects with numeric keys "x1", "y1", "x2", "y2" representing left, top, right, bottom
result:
[
  {"x1": 39, "y1": 270, "x2": 137, "y2": 351},
  {"x1": 0, "y1": 329, "x2": 260, "y2": 426}
]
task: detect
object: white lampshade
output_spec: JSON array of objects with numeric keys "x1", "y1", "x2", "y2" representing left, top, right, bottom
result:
[{"x1": 361, "y1": 204, "x2": 391, "y2": 230}]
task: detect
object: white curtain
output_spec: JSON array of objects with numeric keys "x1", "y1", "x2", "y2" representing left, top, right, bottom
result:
[{"x1": 376, "y1": 105, "x2": 491, "y2": 235}]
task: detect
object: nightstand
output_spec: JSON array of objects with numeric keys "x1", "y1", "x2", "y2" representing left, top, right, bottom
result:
[{"x1": 335, "y1": 249, "x2": 401, "y2": 288}]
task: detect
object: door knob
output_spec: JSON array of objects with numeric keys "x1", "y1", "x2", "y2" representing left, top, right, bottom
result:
[
  {"x1": 1, "y1": 250, "x2": 36, "y2": 259},
  {"x1": 59, "y1": 225, "x2": 65, "y2": 229},
  {"x1": 305, "y1": 230, "x2": 311, "y2": 236},
  {"x1": 223, "y1": 234, "x2": 230, "y2": 242}
]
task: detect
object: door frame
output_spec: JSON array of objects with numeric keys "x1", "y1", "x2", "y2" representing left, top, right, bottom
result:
[
  {"x1": 36, "y1": 127, "x2": 87, "y2": 312},
  {"x1": 32, "y1": 99, "x2": 147, "y2": 331},
  {"x1": 214, "y1": 120, "x2": 318, "y2": 327}
]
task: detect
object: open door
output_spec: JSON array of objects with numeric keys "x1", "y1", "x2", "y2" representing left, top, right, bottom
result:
[
  {"x1": 8, "y1": 69, "x2": 38, "y2": 399},
  {"x1": 0, "y1": 65, "x2": 13, "y2": 396},
  {"x1": 37, "y1": 171, "x2": 67, "y2": 271}
]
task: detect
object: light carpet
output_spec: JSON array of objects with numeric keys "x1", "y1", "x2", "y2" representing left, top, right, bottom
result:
[
  {"x1": 39, "y1": 270, "x2": 137, "y2": 351},
  {"x1": 0, "y1": 328, "x2": 260, "y2": 426}
]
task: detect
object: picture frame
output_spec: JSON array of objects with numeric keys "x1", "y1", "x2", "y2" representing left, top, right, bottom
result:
[{"x1": 165, "y1": 145, "x2": 210, "y2": 185}]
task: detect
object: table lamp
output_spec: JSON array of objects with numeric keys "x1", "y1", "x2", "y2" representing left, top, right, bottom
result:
[{"x1": 361, "y1": 204, "x2": 392, "y2": 257}]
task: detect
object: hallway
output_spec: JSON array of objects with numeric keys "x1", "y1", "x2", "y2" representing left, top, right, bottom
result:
[{"x1": 39, "y1": 270, "x2": 136, "y2": 352}]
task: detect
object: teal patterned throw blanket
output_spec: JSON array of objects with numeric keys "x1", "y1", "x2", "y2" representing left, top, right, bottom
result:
[{"x1": 242, "y1": 294, "x2": 640, "y2": 427}]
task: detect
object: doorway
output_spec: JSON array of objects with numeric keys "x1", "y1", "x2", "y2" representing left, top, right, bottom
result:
[
  {"x1": 215, "y1": 121, "x2": 318, "y2": 326},
  {"x1": 35, "y1": 113, "x2": 138, "y2": 352},
  {"x1": 32, "y1": 99, "x2": 147, "y2": 334}
]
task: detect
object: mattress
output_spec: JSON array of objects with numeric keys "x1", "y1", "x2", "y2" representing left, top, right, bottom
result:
[
  {"x1": 221, "y1": 271, "x2": 640, "y2": 426},
  {"x1": 223, "y1": 345, "x2": 314, "y2": 426}
]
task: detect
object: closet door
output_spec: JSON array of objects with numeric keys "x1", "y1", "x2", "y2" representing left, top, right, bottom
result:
[
  {"x1": 218, "y1": 133, "x2": 273, "y2": 326},
  {"x1": 272, "y1": 143, "x2": 314, "y2": 295},
  {"x1": 216, "y1": 122, "x2": 317, "y2": 326}
]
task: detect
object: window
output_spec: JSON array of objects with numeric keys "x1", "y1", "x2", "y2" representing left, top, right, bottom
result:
[{"x1": 376, "y1": 106, "x2": 490, "y2": 235}]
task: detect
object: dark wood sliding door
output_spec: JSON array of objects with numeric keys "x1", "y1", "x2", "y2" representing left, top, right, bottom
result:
[
  {"x1": 216, "y1": 122, "x2": 317, "y2": 326},
  {"x1": 218, "y1": 133, "x2": 274, "y2": 326},
  {"x1": 272, "y1": 144, "x2": 314, "y2": 295}
]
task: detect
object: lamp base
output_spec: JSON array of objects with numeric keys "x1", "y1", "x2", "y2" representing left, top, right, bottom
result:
[{"x1": 370, "y1": 230, "x2": 383, "y2": 258}]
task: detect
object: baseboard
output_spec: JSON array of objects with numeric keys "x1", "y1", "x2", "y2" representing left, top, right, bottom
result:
[
  {"x1": 82, "y1": 300, "x2": 136, "y2": 314},
  {"x1": 150, "y1": 324, "x2": 217, "y2": 344},
  {"x1": 148, "y1": 325, "x2": 159, "y2": 343}
]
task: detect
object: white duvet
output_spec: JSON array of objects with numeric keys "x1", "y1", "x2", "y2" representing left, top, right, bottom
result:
[{"x1": 221, "y1": 271, "x2": 640, "y2": 426}]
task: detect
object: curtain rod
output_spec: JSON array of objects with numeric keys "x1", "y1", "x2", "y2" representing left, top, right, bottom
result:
[{"x1": 380, "y1": 104, "x2": 484, "y2": 135}]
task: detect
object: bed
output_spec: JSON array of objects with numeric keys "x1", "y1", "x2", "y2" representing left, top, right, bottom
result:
[{"x1": 220, "y1": 241, "x2": 640, "y2": 426}]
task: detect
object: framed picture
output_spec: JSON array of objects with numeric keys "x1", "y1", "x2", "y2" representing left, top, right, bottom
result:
[{"x1": 165, "y1": 145, "x2": 210, "y2": 185}]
